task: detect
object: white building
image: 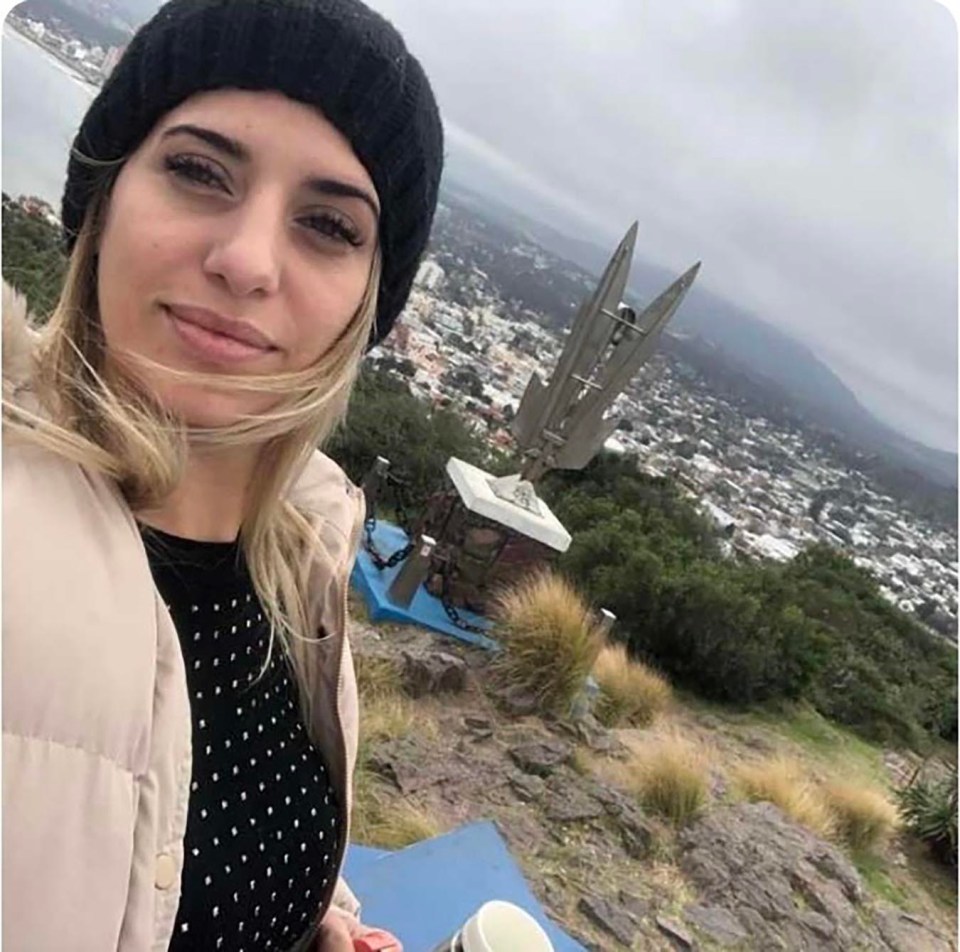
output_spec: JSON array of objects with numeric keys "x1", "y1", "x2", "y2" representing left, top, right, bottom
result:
[{"x1": 415, "y1": 259, "x2": 445, "y2": 292}]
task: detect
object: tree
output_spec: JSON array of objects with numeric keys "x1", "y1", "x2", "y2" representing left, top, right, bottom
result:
[
  {"x1": 2, "y1": 194, "x2": 67, "y2": 321},
  {"x1": 327, "y1": 365, "x2": 489, "y2": 517}
]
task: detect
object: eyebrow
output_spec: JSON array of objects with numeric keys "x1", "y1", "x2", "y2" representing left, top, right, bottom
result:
[{"x1": 160, "y1": 123, "x2": 380, "y2": 220}]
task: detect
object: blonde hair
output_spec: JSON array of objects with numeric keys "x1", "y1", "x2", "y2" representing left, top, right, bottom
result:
[{"x1": 3, "y1": 168, "x2": 379, "y2": 695}]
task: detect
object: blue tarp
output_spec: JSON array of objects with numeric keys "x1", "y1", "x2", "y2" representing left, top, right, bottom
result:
[
  {"x1": 343, "y1": 821, "x2": 586, "y2": 951},
  {"x1": 350, "y1": 521, "x2": 497, "y2": 650}
]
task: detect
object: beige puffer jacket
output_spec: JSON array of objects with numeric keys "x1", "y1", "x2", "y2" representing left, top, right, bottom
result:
[{"x1": 2, "y1": 284, "x2": 365, "y2": 950}]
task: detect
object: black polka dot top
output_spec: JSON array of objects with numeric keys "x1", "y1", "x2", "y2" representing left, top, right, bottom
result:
[{"x1": 140, "y1": 526, "x2": 342, "y2": 952}]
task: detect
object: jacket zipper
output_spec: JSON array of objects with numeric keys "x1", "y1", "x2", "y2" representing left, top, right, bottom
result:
[
  {"x1": 315, "y1": 565, "x2": 351, "y2": 925},
  {"x1": 314, "y1": 493, "x2": 362, "y2": 926}
]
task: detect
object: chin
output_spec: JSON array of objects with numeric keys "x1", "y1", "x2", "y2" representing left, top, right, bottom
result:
[{"x1": 158, "y1": 384, "x2": 279, "y2": 431}]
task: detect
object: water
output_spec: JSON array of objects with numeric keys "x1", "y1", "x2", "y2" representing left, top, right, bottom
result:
[{"x1": 2, "y1": 26, "x2": 97, "y2": 207}]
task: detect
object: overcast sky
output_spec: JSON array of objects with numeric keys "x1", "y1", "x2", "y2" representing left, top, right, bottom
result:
[{"x1": 364, "y1": 0, "x2": 957, "y2": 452}]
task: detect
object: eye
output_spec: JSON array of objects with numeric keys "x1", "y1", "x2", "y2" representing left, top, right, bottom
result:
[
  {"x1": 164, "y1": 154, "x2": 231, "y2": 194},
  {"x1": 298, "y1": 210, "x2": 363, "y2": 248}
]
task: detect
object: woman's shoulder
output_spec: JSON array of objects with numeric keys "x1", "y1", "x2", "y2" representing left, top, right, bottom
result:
[{"x1": 3, "y1": 429, "x2": 130, "y2": 541}]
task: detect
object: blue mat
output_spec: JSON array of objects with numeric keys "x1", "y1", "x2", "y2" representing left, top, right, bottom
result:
[
  {"x1": 343, "y1": 844, "x2": 393, "y2": 882},
  {"x1": 351, "y1": 521, "x2": 498, "y2": 650},
  {"x1": 343, "y1": 821, "x2": 585, "y2": 951}
]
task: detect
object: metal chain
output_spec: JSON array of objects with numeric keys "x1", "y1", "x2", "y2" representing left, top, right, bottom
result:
[
  {"x1": 361, "y1": 470, "x2": 417, "y2": 570},
  {"x1": 361, "y1": 469, "x2": 489, "y2": 635},
  {"x1": 439, "y1": 557, "x2": 490, "y2": 635}
]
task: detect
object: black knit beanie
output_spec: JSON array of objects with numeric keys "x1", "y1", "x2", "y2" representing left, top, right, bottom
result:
[{"x1": 61, "y1": 0, "x2": 444, "y2": 348}]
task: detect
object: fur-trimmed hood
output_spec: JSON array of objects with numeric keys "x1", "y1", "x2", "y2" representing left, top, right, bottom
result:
[{"x1": 2, "y1": 281, "x2": 40, "y2": 397}]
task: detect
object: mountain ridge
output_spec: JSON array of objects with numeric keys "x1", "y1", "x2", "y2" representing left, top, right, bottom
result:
[{"x1": 441, "y1": 176, "x2": 957, "y2": 489}]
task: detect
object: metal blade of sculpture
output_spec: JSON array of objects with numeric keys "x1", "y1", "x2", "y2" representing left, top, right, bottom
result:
[
  {"x1": 356, "y1": 223, "x2": 701, "y2": 633},
  {"x1": 512, "y1": 222, "x2": 700, "y2": 482}
]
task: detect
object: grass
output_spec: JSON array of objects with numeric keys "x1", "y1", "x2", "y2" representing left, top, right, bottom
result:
[
  {"x1": 354, "y1": 652, "x2": 402, "y2": 702},
  {"x1": 490, "y1": 569, "x2": 605, "y2": 718},
  {"x1": 569, "y1": 746, "x2": 594, "y2": 777},
  {"x1": 744, "y1": 703, "x2": 888, "y2": 787},
  {"x1": 823, "y1": 781, "x2": 899, "y2": 852},
  {"x1": 620, "y1": 733, "x2": 710, "y2": 826},
  {"x1": 592, "y1": 642, "x2": 672, "y2": 728},
  {"x1": 852, "y1": 850, "x2": 911, "y2": 908},
  {"x1": 351, "y1": 660, "x2": 444, "y2": 850},
  {"x1": 351, "y1": 763, "x2": 445, "y2": 849},
  {"x1": 732, "y1": 756, "x2": 836, "y2": 839}
]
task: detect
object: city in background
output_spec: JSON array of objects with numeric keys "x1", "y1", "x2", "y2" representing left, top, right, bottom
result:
[{"x1": 2, "y1": 0, "x2": 957, "y2": 644}]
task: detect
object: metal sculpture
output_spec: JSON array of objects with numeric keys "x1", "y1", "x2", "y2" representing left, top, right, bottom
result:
[{"x1": 512, "y1": 222, "x2": 700, "y2": 483}]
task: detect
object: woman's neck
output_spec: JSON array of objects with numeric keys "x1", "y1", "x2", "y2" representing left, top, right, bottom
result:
[{"x1": 136, "y1": 445, "x2": 259, "y2": 542}]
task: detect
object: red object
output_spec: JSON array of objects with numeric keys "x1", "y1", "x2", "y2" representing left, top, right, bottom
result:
[{"x1": 354, "y1": 929, "x2": 403, "y2": 952}]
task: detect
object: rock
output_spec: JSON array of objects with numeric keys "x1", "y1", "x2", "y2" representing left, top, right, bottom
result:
[
  {"x1": 463, "y1": 715, "x2": 493, "y2": 731},
  {"x1": 400, "y1": 650, "x2": 467, "y2": 698},
  {"x1": 683, "y1": 904, "x2": 748, "y2": 947},
  {"x1": 619, "y1": 891, "x2": 652, "y2": 923},
  {"x1": 677, "y1": 801, "x2": 886, "y2": 950},
  {"x1": 740, "y1": 731, "x2": 775, "y2": 754},
  {"x1": 366, "y1": 738, "x2": 450, "y2": 794},
  {"x1": 577, "y1": 896, "x2": 636, "y2": 947},
  {"x1": 797, "y1": 909, "x2": 835, "y2": 940},
  {"x1": 808, "y1": 847, "x2": 863, "y2": 904},
  {"x1": 590, "y1": 782, "x2": 632, "y2": 817},
  {"x1": 544, "y1": 778, "x2": 605, "y2": 823},
  {"x1": 508, "y1": 737, "x2": 572, "y2": 777},
  {"x1": 508, "y1": 772, "x2": 545, "y2": 803},
  {"x1": 874, "y1": 905, "x2": 955, "y2": 952},
  {"x1": 575, "y1": 714, "x2": 619, "y2": 753},
  {"x1": 495, "y1": 685, "x2": 539, "y2": 716},
  {"x1": 655, "y1": 915, "x2": 695, "y2": 949},
  {"x1": 618, "y1": 806, "x2": 656, "y2": 860},
  {"x1": 789, "y1": 864, "x2": 854, "y2": 925}
]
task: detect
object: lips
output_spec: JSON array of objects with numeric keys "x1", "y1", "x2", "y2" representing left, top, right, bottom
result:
[{"x1": 164, "y1": 304, "x2": 277, "y2": 365}]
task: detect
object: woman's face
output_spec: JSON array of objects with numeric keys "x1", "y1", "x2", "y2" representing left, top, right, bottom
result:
[{"x1": 96, "y1": 89, "x2": 379, "y2": 428}]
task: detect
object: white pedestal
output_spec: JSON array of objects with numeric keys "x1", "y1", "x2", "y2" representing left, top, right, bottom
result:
[{"x1": 445, "y1": 458, "x2": 572, "y2": 553}]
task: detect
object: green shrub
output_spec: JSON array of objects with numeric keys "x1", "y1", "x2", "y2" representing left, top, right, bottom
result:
[
  {"x1": 897, "y1": 769, "x2": 958, "y2": 868},
  {"x1": 550, "y1": 455, "x2": 956, "y2": 750},
  {"x1": 327, "y1": 365, "x2": 489, "y2": 514},
  {"x1": 2, "y1": 193, "x2": 67, "y2": 321}
]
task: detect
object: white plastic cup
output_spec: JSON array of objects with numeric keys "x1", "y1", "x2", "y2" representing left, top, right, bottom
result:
[{"x1": 431, "y1": 900, "x2": 555, "y2": 952}]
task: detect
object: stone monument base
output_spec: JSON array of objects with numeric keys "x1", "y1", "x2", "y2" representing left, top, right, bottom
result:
[{"x1": 413, "y1": 458, "x2": 572, "y2": 616}]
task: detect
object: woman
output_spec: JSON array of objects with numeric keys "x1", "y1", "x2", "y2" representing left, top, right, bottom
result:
[{"x1": 2, "y1": 0, "x2": 442, "y2": 949}]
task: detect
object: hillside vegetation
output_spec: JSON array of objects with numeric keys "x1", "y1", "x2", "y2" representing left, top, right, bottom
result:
[{"x1": 335, "y1": 366, "x2": 957, "y2": 753}]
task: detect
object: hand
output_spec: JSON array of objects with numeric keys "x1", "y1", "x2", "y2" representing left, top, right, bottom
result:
[
  {"x1": 316, "y1": 906, "x2": 403, "y2": 952},
  {"x1": 315, "y1": 909, "x2": 354, "y2": 952}
]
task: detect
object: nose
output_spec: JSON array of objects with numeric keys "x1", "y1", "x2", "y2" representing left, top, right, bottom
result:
[{"x1": 203, "y1": 191, "x2": 283, "y2": 298}]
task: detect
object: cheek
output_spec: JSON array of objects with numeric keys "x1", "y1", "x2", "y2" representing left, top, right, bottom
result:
[
  {"x1": 97, "y1": 213, "x2": 194, "y2": 346},
  {"x1": 287, "y1": 270, "x2": 369, "y2": 368}
]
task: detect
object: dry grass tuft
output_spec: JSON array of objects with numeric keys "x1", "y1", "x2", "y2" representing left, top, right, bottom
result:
[
  {"x1": 592, "y1": 643, "x2": 672, "y2": 727},
  {"x1": 732, "y1": 756, "x2": 836, "y2": 839},
  {"x1": 351, "y1": 765, "x2": 444, "y2": 849},
  {"x1": 490, "y1": 569, "x2": 605, "y2": 718},
  {"x1": 621, "y1": 733, "x2": 710, "y2": 826},
  {"x1": 354, "y1": 652, "x2": 402, "y2": 702},
  {"x1": 352, "y1": 683, "x2": 443, "y2": 850},
  {"x1": 823, "y1": 781, "x2": 899, "y2": 852},
  {"x1": 361, "y1": 694, "x2": 421, "y2": 746}
]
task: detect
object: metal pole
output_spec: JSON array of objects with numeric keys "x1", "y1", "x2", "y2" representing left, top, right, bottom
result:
[
  {"x1": 387, "y1": 534, "x2": 436, "y2": 608},
  {"x1": 597, "y1": 608, "x2": 617, "y2": 640},
  {"x1": 361, "y1": 456, "x2": 390, "y2": 515}
]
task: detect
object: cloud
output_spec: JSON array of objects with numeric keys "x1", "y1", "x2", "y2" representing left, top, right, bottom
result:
[{"x1": 378, "y1": 0, "x2": 957, "y2": 448}]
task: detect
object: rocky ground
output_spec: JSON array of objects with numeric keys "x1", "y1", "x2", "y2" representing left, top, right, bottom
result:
[{"x1": 349, "y1": 610, "x2": 957, "y2": 951}]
